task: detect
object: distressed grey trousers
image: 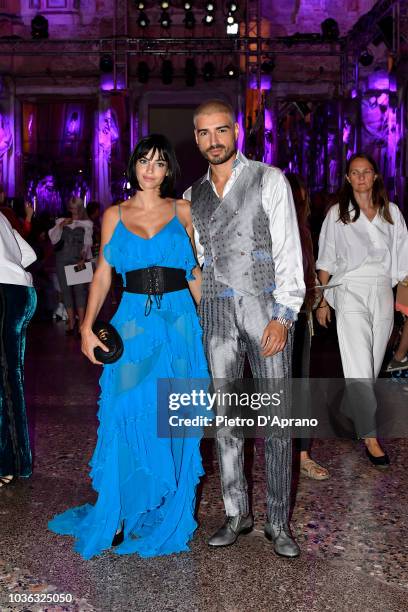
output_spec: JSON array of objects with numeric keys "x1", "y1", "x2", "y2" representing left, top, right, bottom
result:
[{"x1": 199, "y1": 294, "x2": 293, "y2": 526}]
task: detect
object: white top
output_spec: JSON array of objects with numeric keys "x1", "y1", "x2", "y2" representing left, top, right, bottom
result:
[
  {"x1": 48, "y1": 218, "x2": 93, "y2": 260},
  {"x1": 317, "y1": 202, "x2": 408, "y2": 306},
  {"x1": 184, "y1": 151, "x2": 305, "y2": 319},
  {"x1": 0, "y1": 212, "x2": 37, "y2": 286}
]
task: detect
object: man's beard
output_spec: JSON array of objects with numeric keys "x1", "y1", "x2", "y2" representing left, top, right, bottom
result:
[{"x1": 202, "y1": 145, "x2": 237, "y2": 165}]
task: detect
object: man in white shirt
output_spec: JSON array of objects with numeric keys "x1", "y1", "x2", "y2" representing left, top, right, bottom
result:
[{"x1": 184, "y1": 100, "x2": 305, "y2": 557}]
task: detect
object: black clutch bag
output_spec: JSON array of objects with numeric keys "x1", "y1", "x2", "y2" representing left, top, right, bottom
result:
[{"x1": 92, "y1": 320, "x2": 123, "y2": 364}]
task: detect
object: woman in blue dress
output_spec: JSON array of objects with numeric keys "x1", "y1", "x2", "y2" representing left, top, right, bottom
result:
[{"x1": 48, "y1": 134, "x2": 208, "y2": 559}]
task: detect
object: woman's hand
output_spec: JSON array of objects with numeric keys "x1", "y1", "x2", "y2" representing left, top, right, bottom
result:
[
  {"x1": 24, "y1": 202, "x2": 34, "y2": 222},
  {"x1": 316, "y1": 301, "x2": 332, "y2": 328},
  {"x1": 80, "y1": 326, "x2": 109, "y2": 365}
]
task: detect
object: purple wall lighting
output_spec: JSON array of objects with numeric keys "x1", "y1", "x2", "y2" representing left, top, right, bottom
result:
[
  {"x1": 100, "y1": 74, "x2": 126, "y2": 92},
  {"x1": 263, "y1": 106, "x2": 274, "y2": 164},
  {"x1": 0, "y1": 109, "x2": 14, "y2": 195},
  {"x1": 248, "y1": 74, "x2": 272, "y2": 91},
  {"x1": 368, "y1": 71, "x2": 397, "y2": 93},
  {"x1": 237, "y1": 111, "x2": 245, "y2": 152}
]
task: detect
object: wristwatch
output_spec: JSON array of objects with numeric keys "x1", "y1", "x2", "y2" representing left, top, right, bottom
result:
[{"x1": 273, "y1": 316, "x2": 293, "y2": 330}]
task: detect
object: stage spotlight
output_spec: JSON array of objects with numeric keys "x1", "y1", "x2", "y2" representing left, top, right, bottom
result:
[
  {"x1": 225, "y1": 63, "x2": 238, "y2": 79},
  {"x1": 185, "y1": 58, "x2": 197, "y2": 86},
  {"x1": 137, "y1": 61, "x2": 150, "y2": 83},
  {"x1": 261, "y1": 58, "x2": 275, "y2": 74},
  {"x1": 359, "y1": 49, "x2": 374, "y2": 67},
  {"x1": 203, "y1": 61, "x2": 215, "y2": 81},
  {"x1": 226, "y1": 19, "x2": 239, "y2": 35},
  {"x1": 138, "y1": 11, "x2": 150, "y2": 27},
  {"x1": 227, "y1": 1, "x2": 238, "y2": 11},
  {"x1": 160, "y1": 0, "x2": 169, "y2": 8},
  {"x1": 320, "y1": 18, "x2": 339, "y2": 41},
  {"x1": 203, "y1": 1, "x2": 215, "y2": 25},
  {"x1": 184, "y1": 10, "x2": 196, "y2": 29},
  {"x1": 100, "y1": 54, "x2": 114, "y2": 73},
  {"x1": 161, "y1": 59, "x2": 173, "y2": 84},
  {"x1": 159, "y1": 10, "x2": 171, "y2": 27},
  {"x1": 135, "y1": 1, "x2": 145, "y2": 8},
  {"x1": 31, "y1": 14, "x2": 49, "y2": 39},
  {"x1": 183, "y1": 0, "x2": 192, "y2": 8}
]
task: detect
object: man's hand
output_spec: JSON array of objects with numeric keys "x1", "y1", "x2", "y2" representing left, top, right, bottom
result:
[{"x1": 261, "y1": 320, "x2": 288, "y2": 357}]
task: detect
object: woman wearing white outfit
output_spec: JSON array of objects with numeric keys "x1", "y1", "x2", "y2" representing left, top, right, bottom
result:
[
  {"x1": 0, "y1": 212, "x2": 37, "y2": 486},
  {"x1": 316, "y1": 153, "x2": 408, "y2": 468}
]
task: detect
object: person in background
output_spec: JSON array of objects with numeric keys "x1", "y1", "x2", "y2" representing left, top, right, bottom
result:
[
  {"x1": 0, "y1": 190, "x2": 34, "y2": 239},
  {"x1": 386, "y1": 318, "x2": 408, "y2": 372},
  {"x1": 30, "y1": 216, "x2": 57, "y2": 320},
  {"x1": 0, "y1": 212, "x2": 37, "y2": 487},
  {"x1": 286, "y1": 173, "x2": 329, "y2": 480},
  {"x1": 86, "y1": 201, "x2": 101, "y2": 259},
  {"x1": 48, "y1": 197, "x2": 93, "y2": 335},
  {"x1": 316, "y1": 153, "x2": 408, "y2": 468}
]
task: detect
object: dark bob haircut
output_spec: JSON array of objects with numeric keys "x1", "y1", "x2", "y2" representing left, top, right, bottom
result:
[{"x1": 127, "y1": 133, "x2": 179, "y2": 198}]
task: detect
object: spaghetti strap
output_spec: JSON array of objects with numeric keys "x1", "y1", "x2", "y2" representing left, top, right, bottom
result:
[
  {"x1": 173, "y1": 199, "x2": 177, "y2": 218},
  {"x1": 118, "y1": 203, "x2": 122, "y2": 220}
]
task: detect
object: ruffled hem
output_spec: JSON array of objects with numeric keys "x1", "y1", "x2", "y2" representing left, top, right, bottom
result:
[{"x1": 48, "y1": 433, "x2": 204, "y2": 560}]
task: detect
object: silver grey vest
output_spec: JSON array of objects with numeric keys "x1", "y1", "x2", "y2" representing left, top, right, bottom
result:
[{"x1": 191, "y1": 161, "x2": 276, "y2": 298}]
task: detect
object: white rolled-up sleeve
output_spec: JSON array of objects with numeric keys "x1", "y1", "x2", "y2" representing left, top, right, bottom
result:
[
  {"x1": 316, "y1": 207, "x2": 338, "y2": 275},
  {"x1": 183, "y1": 185, "x2": 205, "y2": 267},
  {"x1": 262, "y1": 169, "x2": 305, "y2": 321},
  {"x1": 48, "y1": 218, "x2": 64, "y2": 245}
]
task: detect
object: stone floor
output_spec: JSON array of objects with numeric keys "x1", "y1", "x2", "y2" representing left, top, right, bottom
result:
[{"x1": 0, "y1": 318, "x2": 407, "y2": 612}]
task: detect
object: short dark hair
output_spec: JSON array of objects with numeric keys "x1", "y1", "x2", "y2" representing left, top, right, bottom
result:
[
  {"x1": 127, "y1": 134, "x2": 179, "y2": 198},
  {"x1": 193, "y1": 99, "x2": 236, "y2": 127}
]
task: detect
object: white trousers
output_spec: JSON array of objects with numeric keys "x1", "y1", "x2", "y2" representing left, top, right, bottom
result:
[
  {"x1": 334, "y1": 276, "x2": 394, "y2": 378},
  {"x1": 333, "y1": 275, "x2": 394, "y2": 437}
]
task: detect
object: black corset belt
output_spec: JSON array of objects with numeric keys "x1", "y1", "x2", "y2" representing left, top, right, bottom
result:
[{"x1": 124, "y1": 266, "x2": 188, "y2": 315}]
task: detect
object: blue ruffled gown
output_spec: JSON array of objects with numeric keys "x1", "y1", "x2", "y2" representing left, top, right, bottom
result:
[{"x1": 48, "y1": 214, "x2": 209, "y2": 559}]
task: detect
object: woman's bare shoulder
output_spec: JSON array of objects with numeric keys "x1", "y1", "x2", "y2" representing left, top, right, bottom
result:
[
  {"x1": 176, "y1": 199, "x2": 192, "y2": 214},
  {"x1": 102, "y1": 205, "x2": 121, "y2": 225}
]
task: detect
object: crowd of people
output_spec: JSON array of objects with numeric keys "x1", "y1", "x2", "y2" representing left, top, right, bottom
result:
[
  {"x1": 0, "y1": 189, "x2": 103, "y2": 329},
  {"x1": 1, "y1": 100, "x2": 407, "y2": 563}
]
